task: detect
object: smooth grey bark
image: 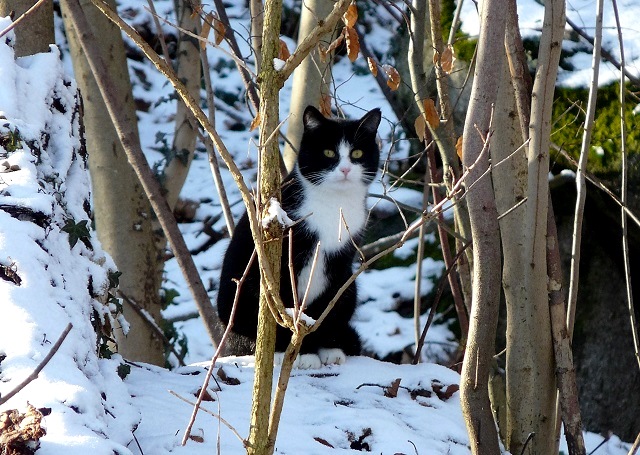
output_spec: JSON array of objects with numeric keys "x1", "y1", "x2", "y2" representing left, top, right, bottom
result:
[
  {"x1": 162, "y1": 0, "x2": 201, "y2": 212},
  {"x1": 458, "y1": 0, "x2": 505, "y2": 452},
  {"x1": 61, "y1": 0, "x2": 164, "y2": 365},
  {"x1": 282, "y1": 0, "x2": 336, "y2": 170},
  {"x1": 0, "y1": 0, "x2": 54, "y2": 57},
  {"x1": 505, "y1": 0, "x2": 565, "y2": 452}
]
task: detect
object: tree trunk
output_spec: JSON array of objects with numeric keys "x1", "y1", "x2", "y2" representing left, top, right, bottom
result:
[
  {"x1": 282, "y1": 0, "x2": 335, "y2": 170},
  {"x1": 162, "y1": 0, "x2": 201, "y2": 211},
  {"x1": 247, "y1": 0, "x2": 284, "y2": 453},
  {"x1": 490, "y1": 44, "x2": 527, "y2": 447},
  {"x1": 0, "y1": 0, "x2": 54, "y2": 57},
  {"x1": 505, "y1": 0, "x2": 564, "y2": 452},
  {"x1": 459, "y1": 0, "x2": 505, "y2": 452},
  {"x1": 60, "y1": 0, "x2": 163, "y2": 365}
]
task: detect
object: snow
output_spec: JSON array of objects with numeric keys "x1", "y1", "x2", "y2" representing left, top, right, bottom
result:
[{"x1": 0, "y1": 1, "x2": 637, "y2": 454}]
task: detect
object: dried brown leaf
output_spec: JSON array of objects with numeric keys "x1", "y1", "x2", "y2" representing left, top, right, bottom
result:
[
  {"x1": 212, "y1": 14, "x2": 225, "y2": 46},
  {"x1": 441, "y1": 44, "x2": 455, "y2": 74},
  {"x1": 320, "y1": 94, "x2": 332, "y2": 117},
  {"x1": 343, "y1": 2, "x2": 358, "y2": 28},
  {"x1": 422, "y1": 98, "x2": 439, "y2": 128},
  {"x1": 199, "y1": 14, "x2": 213, "y2": 50},
  {"x1": 414, "y1": 115, "x2": 426, "y2": 142},
  {"x1": 195, "y1": 387, "x2": 216, "y2": 402},
  {"x1": 345, "y1": 27, "x2": 359, "y2": 62},
  {"x1": 314, "y1": 437, "x2": 335, "y2": 448},
  {"x1": 367, "y1": 57, "x2": 378, "y2": 77},
  {"x1": 189, "y1": 434, "x2": 205, "y2": 443},
  {"x1": 249, "y1": 111, "x2": 261, "y2": 132},
  {"x1": 320, "y1": 33, "x2": 345, "y2": 63},
  {"x1": 456, "y1": 136, "x2": 463, "y2": 160},
  {"x1": 190, "y1": 4, "x2": 204, "y2": 19},
  {"x1": 278, "y1": 39, "x2": 290, "y2": 61},
  {"x1": 384, "y1": 378, "x2": 402, "y2": 398},
  {"x1": 382, "y1": 64, "x2": 401, "y2": 91},
  {"x1": 217, "y1": 367, "x2": 241, "y2": 385}
]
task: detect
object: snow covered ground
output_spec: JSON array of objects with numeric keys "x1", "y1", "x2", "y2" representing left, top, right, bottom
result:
[{"x1": 1, "y1": 0, "x2": 639, "y2": 454}]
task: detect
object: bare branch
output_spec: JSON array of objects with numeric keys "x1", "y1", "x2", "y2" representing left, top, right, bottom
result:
[
  {"x1": 119, "y1": 291, "x2": 186, "y2": 367},
  {"x1": 0, "y1": 323, "x2": 73, "y2": 406},
  {"x1": 170, "y1": 390, "x2": 247, "y2": 446},
  {"x1": 611, "y1": 0, "x2": 640, "y2": 372},
  {"x1": 566, "y1": 0, "x2": 603, "y2": 336},
  {"x1": 181, "y1": 250, "x2": 256, "y2": 445},
  {"x1": 547, "y1": 199, "x2": 586, "y2": 455}
]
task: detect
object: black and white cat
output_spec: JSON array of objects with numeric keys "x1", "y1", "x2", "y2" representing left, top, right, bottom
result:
[{"x1": 217, "y1": 105, "x2": 381, "y2": 369}]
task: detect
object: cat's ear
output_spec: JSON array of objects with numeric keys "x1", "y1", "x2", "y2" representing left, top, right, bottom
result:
[
  {"x1": 303, "y1": 105, "x2": 326, "y2": 130},
  {"x1": 358, "y1": 108, "x2": 382, "y2": 136}
]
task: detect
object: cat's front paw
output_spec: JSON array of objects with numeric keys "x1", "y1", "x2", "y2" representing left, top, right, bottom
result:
[
  {"x1": 318, "y1": 348, "x2": 346, "y2": 365},
  {"x1": 273, "y1": 352, "x2": 322, "y2": 370}
]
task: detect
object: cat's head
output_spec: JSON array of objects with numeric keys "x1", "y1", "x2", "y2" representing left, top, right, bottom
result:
[{"x1": 297, "y1": 106, "x2": 381, "y2": 188}]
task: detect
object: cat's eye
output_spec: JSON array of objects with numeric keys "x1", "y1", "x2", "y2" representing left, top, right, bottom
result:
[
  {"x1": 323, "y1": 149, "x2": 336, "y2": 158},
  {"x1": 351, "y1": 149, "x2": 364, "y2": 159}
]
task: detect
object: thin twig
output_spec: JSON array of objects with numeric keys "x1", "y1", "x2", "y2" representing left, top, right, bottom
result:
[
  {"x1": 170, "y1": 390, "x2": 247, "y2": 446},
  {"x1": 144, "y1": 0, "x2": 171, "y2": 63},
  {"x1": 565, "y1": 16, "x2": 640, "y2": 87},
  {"x1": 566, "y1": 0, "x2": 603, "y2": 336},
  {"x1": 118, "y1": 291, "x2": 186, "y2": 367},
  {"x1": 181, "y1": 249, "x2": 256, "y2": 446},
  {"x1": 143, "y1": 7, "x2": 257, "y2": 78},
  {"x1": 628, "y1": 432, "x2": 640, "y2": 455},
  {"x1": 198, "y1": 20, "x2": 235, "y2": 236},
  {"x1": 0, "y1": 323, "x2": 73, "y2": 405},
  {"x1": 297, "y1": 241, "x2": 321, "y2": 322},
  {"x1": 212, "y1": 0, "x2": 260, "y2": 111},
  {"x1": 413, "y1": 242, "x2": 471, "y2": 364},
  {"x1": 552, "y1": 144, "x2": 640, "y2": 229},
  {"x1": 611, "y1": 0, "x2": 640, "y2": 372}
]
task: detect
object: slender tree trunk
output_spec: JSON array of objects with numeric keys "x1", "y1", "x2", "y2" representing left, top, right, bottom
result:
[
  {"x1": 489, "y1": 41, "x2": 527, "y2": 448},
  {"x1": 282, "y1": 0, "x2": 335, "y2": 170},
  {"x1": 0, "y1": 0, "x2": 53, "y2": 57},
  {"x1": 247, "y1": 0, "x2": 284, "y2": 452},
  {"x1": 505, "y1": 0, "x2": 564, "y2": 452},
  {"x1": 459, "y1": 0, "x2": 505, "y2": 453},
  {"x1": 162, "y1": 0, "x2": 201, "y2": 212},
  {"x1": 60, "y1": 0, "x2": 164, "y2": 365}
]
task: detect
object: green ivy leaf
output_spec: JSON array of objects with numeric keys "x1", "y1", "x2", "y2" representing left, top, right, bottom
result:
[
  {"x1": 117, "y1": 363, "x2": 131, "y2": 380},
  {"x1": 61, "y1": 219, "x2": 90, "y2": 248}
]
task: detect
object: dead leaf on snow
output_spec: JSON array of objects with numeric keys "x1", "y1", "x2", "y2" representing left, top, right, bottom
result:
[{"x1": 0, "y1": 404, "x2": 46, "y2": 455}]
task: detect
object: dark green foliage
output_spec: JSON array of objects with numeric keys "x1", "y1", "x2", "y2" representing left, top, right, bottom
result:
[
  {"x1": 0, "y1": 126, "x2": 22, "y2": 153},
  {"x1": 61, "y1": 219, "x2": 91, "y2": 248},
  {"x1": 117, "y1": 363, "x2": 131, "y2": 380},
  {"x1": 551, "y1": 82, "x2": 640, "y2": 177}
]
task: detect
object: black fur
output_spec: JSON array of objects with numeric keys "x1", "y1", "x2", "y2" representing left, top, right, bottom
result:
[{"x1": 217, "y1": 106, "x2": 381, "y2": 356}]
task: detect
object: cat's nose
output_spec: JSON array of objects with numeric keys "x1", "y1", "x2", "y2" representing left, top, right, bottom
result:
[{"x1": 340, "y1": 166, "x2": 351, "y2": 177}]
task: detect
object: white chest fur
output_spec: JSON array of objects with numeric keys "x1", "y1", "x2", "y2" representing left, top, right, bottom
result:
[{"x1": 292, "y1": 164, "x2": 368, "y2": 304}]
